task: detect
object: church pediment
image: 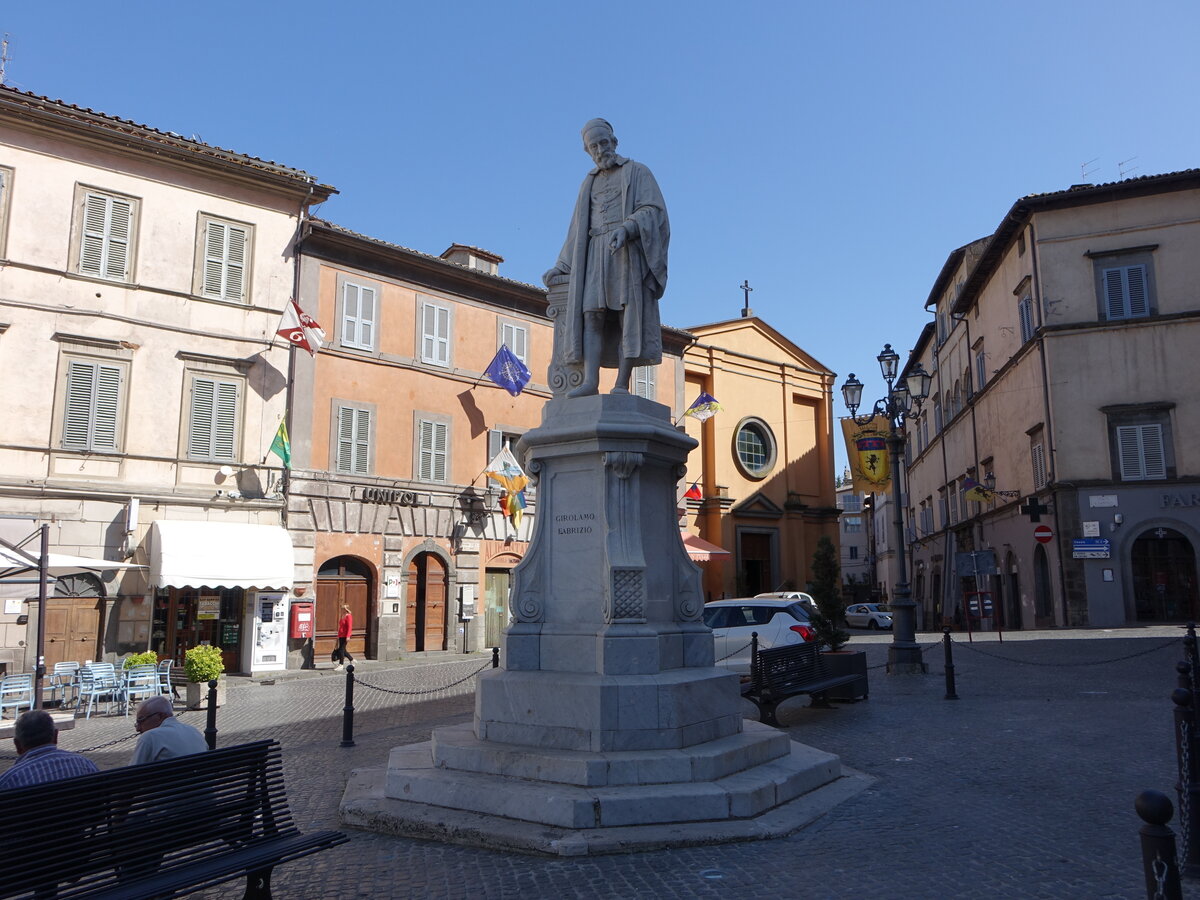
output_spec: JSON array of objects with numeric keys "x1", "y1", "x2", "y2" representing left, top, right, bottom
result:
[{"x1": 731, "y1": 492, "x2": 784, "y2": 520}]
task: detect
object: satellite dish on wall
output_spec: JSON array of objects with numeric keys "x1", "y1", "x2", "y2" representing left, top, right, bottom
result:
[{"x1": 218, "y1": 465, "x2": 235, "y2": 478}]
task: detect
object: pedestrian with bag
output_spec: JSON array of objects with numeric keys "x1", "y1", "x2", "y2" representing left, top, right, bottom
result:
[{"x1": 334, "y1": 604, "x2": 354, "y2": 671}]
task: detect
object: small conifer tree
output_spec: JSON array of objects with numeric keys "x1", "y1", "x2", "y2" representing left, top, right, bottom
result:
[{"x1": 808, "y1": 535, "x2": 850, "y2": 651}]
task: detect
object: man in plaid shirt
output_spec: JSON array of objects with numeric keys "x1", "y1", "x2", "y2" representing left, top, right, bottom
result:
[{"x1": 0, "y1": 709, "x2": 98, "y2": 789}]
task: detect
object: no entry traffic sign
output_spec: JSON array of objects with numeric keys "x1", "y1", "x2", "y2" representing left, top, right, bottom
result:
[{"x1": 1034, "y1": 524, "x2": 1053, "y2": 544}]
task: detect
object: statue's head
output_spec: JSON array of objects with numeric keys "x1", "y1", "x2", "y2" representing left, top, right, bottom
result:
[{"x1": 581, "y1": 118, "x2": 618, "y2": 170}]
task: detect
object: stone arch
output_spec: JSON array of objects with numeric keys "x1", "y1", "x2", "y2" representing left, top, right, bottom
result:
[
  {"x1": 401, "y1": 540, "x2": 456, "y2": 652},
  {"x1": 315, "y1": 554, "x2": 376, "y2": 662}
]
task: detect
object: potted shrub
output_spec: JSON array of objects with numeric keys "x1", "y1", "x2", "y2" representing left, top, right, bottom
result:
[
  {"x1": 123, "y1": 651, "x2": 158, "y2": 669},
  {"x1": 809, "y1": 535, "x2": 868, "y2": 700},
  {"x1": 184, "y1": 645, "x2": 225, "y2": 709}
]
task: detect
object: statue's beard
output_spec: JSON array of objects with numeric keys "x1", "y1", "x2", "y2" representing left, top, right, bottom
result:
[{"x1": 592, "y1": 150, "x2": 616, "y2": 169}]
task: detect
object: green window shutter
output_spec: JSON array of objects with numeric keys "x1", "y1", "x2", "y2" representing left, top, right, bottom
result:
[
  {"x1": 224, "y1": 225, "x2": 247, "y2": 301},
  {"x1": 203, "y1": 221, "x2": 227, "y2": 297},
  {"x1": 104, "y1": 197, "x2": 132, "y2": 280},
  {"x1": 188, "y1": 377, "x2": 215, "y2": 458}
]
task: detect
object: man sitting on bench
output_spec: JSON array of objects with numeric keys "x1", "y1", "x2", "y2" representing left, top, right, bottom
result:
[
  {"x1": 0, "y1": 709, "x2": 98, "y2": 789},
  {"x1": 131, "y1": 695, "x2": 207, "y2": 764}
]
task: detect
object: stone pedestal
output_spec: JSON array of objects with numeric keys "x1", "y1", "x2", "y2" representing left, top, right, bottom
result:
[{"x1": 340, "y1": 396, "x2": 866, "y2": 854}]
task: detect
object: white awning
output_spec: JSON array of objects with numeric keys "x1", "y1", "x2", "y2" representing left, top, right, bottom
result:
[
  {"x1": 0, "y1": 544, "x2": 145, "y2": 578},
  {"x1": 148, "y1": 521, "x2": 294, "y2": 590}
]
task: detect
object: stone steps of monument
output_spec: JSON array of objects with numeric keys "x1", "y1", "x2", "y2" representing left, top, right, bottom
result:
[
  {"x1": 428, "y1": 721, "x2": 792, "y2": 787},
  {"x1": 380, "y1": 735, "x2": 841, "y2": 830}
]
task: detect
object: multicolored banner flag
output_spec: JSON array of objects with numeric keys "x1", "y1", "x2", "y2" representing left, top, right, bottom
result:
[
  {"x1": 840, "y1": 416, "x2": 891, "y2": 493},
  {"x1": 683, "y1": 392, "x2": 722, "y2": 422},
  {"x1": 485, "y1": 443, "x2": 529, "y2": 530},
  {"x1": 962, "y1": 477, "x2": 994, "y2": 503},
  {"x1": 484, "y1": 344, "x2": 531, "y2": 396},
  {"x1": 269, "y1": 419, "x2": 291, "y2": 468},
  {"x1": 683, "y1": 482, "x2": 703, "y2": 500},
  {"x1": 276, "y1": 298, "x2": 325, "y2": 357}
]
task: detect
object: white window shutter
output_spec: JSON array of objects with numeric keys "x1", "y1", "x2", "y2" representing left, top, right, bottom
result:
[
  {"x1": 63, "y1": 361, "x2": 97, "y2": 449},
  {"x1": 342, "y1": 283, "x2": 359, "y2": 347},
  {"x1": 213, "y1": 381, "x2": 239, "y2": 460},
  {"x1": 436, "y1": 306, "x2": 450, "y2": 364},
  {"x1": 488, "y1": 428, "x2": 502, "y2": 462},
  {"x1": 80, "y1": 194, "x2": 108, "y2": 277},
  {"x1": 188, "y1": 377, "x2": 216, "y2": 458},
  {"x1": 338, "y1": 406, "x2": 355, "y2": 473},
  {"x1": 203, "y1": 221, "x2": 228, "y2": 297},
  {"x1": 224, "y1": 225, "x2": 247, "y2": 301},
  {"x1": 1126, "y1": 265, "x2": 1148, "y2": 317},
  {"x1": 359, "y1": 287, "x2": 376, "y2": 350},
  {"x1": 105, "y1": 198, "x2": 132, "y2": 281},
  {"x1": 433, "y1": 421, "x2": 447, "y2": 482},
  {"x1": 421, "y1": 304, "x2": 435, "y2": 361},
  {"x1": 353, "y1": 408, "x2": 370, "y2": 475},
  {"x1": 418, "y1": 419, "x2": 433, "y2": 480},
  {"x1": 1141, "y1": 424, "x2": 1166, "y2": 478}
]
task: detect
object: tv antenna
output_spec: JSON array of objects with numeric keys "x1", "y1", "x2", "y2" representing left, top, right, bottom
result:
[
  {"x1": 1080, "y1": 157, "x2": 1099, "y2": 181},
  {"x1": 1119, "y1": 156, "x2": 1139, "y2": 179},
  {"x1": 0, "y1": 35, "x2": 10, "y2": 86}
]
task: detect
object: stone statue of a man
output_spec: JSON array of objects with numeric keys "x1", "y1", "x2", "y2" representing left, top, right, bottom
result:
[{"x1": 543, "y1": 119, "x2": 669, "y2": 397}]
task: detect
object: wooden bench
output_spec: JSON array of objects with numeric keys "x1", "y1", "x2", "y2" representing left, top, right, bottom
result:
[
  {"x1": 741, "y1": 638, "x2": 862, "y2": 726},
  {"x1": 0, "y1": 739, "x2": 348, "y2": 899}
]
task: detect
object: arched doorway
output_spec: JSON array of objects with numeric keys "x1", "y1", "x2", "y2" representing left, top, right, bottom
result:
[
  {"x1": 1033, "y1": 545, "x2": 1053, "y2": 627},
  {"x1": 406, "y1": 552, "x2": 447, "y2": 652},
  {"x1": 316, "y1": 556, "x2": 372, "y2": 663},
  {"x1": 45, "y1": 573, "x2": 105, "y2": 669},
  {"x1": 1132, "y1": 527, "x2": 1199, "y2": 622}
]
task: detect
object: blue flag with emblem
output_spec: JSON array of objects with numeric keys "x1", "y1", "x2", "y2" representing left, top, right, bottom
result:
[{"x1": 484, "y1": 344, "x2": 531, "y2": 396}]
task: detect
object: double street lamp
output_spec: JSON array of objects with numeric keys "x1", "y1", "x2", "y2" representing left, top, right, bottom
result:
[{"x1": 841, "y1": 344, "x2": 932, "y2": 675}]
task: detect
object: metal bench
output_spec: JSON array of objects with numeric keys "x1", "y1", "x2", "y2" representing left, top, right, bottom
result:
[
  {"x1": 0, "y1": 739, "x2": 348, "y2": 899},
  {"x1": 741, "y1": 636, "x2": 862, "y2": 726}
]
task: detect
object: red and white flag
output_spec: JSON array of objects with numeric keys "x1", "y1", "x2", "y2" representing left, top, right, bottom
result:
[{"x1": 276, "y1": 298, "x2": 325, "y2": 357}]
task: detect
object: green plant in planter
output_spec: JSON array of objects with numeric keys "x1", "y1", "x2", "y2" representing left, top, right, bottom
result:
[
  {"x1": 808, "y1": 535, "x2": 850, "y2": 651},
  {"x1": 184, "y1": 645, "x2": 225, "y2": 683},
  {"x1": 123, "y1": 651, "x2": 158, "y2": 669}
]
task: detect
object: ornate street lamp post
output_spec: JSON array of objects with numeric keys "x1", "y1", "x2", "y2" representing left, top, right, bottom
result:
[{"x1": 841, "y1": 345, "x2": 932, "y2": 674}]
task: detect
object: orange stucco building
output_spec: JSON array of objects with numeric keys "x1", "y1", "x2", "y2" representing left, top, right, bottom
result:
[
  {"x1": 680, "y1": 316, "x2": 839, "y2": 600},
  {"x1": 287, "y1": 222, "x2": 686, "y2": 663}
]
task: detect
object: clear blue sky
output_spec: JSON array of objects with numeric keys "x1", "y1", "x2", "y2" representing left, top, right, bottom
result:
[{"x1": 5, "y1": 2, "x2": 1198, "y2": 474}]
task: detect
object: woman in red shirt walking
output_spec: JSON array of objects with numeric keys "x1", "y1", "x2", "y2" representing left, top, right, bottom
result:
[{"x1": 333, "y1": 604, "x2": 354, "y2": 671}]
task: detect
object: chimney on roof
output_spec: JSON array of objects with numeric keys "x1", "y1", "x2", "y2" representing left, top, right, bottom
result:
[{"x1": 441, "y1": 244, "x2": 503, "y2": 275}]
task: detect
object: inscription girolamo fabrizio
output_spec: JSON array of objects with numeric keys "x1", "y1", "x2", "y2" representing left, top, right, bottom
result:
[{"x1": 556, "y1": 512, "x2": 595, "y2": 535}]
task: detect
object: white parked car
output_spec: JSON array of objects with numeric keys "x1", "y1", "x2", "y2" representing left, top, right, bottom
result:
[
  {"x1": 753, "y1": 591, "x2": 816, "y2": 614},
  {"x1": 845, "y1": 602, "x2": 892, "y2": 630},
  {"x1": 703, "y1": 598, "x2": 815, "y2": 672}
]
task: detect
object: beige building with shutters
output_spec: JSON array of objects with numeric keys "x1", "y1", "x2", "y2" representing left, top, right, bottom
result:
[
  {"x1": 901, "y1": 170, "x2": 1200, "y2": 630},
  {"x1": 0, "y1": 86, "x2": 332, "y2": 676}
]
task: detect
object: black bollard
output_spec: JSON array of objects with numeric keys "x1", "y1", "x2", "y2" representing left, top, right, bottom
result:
[
  {"x1": 1171, "y1": 680, "x2": 1200, "y2": 877},
  {"x1": 943, "y1": 628, "x2": 958, "y2": 700},
  {"x1": 340, "y1": 664, "x2": 355, "y2": 748},
  {"x1": 1187, "y1": 624, "x2": 1199, "y2": 715},
  {"x1": 1136, "y1": 790, "x2": 1182, "y2": 899},
  {"x1": 492, "y1": 646, "x2": 500, "y2": 668},
  {"x1": 204, "y1": 679, "x2": 218, "y2": 750}
]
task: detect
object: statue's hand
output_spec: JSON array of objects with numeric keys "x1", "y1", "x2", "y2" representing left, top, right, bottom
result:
[
  {"x1": 608, "y1": 226, "x2": 628, "y2": 253},
  {"x1": 542, "y1": 267, "x2": 569, "y2": 287}
]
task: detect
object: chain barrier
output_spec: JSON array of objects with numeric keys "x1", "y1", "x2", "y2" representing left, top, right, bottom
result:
[
  {"x1": 1151, "y1": 853, "x2": 1169, "y2": 900},
  {"x1": 354, "y1": 660, "x2": 492, "y2": 697},
  {"x1": 951, "y1": 635, "x2": 1179, "y2": 667},
  {"x1": 716, "y1": 639, "x2": 753, "y2": 663},
  {"x1": 864, "y1": 639, "x2": 941, "y2": 672},
  {"x1": 1181, "y1": 717, "x2": 1192, "y2": 869},
  {"x1": 0, "y1": 705, "x2": 207, "y2": 762}
]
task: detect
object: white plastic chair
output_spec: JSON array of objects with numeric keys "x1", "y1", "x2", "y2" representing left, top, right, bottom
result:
[
  {"x1": 78, "y1": 663, "x2": 122, "y2": 719},
  {"x1": 156, "y1": 658, "x2": 175, "y2": 699},
  {"x1": 0, "y1": 673, "x2": 35, "y2": 719},
  {"x1": 47, "y1": 662, "x2": 80, "y2": 708},
  {"x1": 123, "y1": 665, "x2": 160, "y2": 715}
]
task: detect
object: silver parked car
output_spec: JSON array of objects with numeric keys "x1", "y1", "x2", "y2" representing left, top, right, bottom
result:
[{"x1": 845, "y1": 602, "x2": 892, "y2": 630}]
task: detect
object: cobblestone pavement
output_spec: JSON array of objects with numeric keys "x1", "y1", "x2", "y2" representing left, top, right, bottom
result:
[{"x1": 4, "y1": 628, "x2": 1197, "y2": 899}]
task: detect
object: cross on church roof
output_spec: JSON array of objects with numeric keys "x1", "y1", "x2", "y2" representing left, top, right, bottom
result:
[{"x1": 1020, "y1": 495, "x2": 1050, "y2": 522}]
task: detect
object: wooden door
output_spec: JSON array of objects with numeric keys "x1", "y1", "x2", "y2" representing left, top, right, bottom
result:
[
  {"x1": 43, "y1": 598, "x2": 103, "y2": 669},
  {"x1": 315, "y1": 556, "x2": 372, "y2": 661},
  {"x1": 406, "y1": 553, "x2": 447, "y2": 652}
]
